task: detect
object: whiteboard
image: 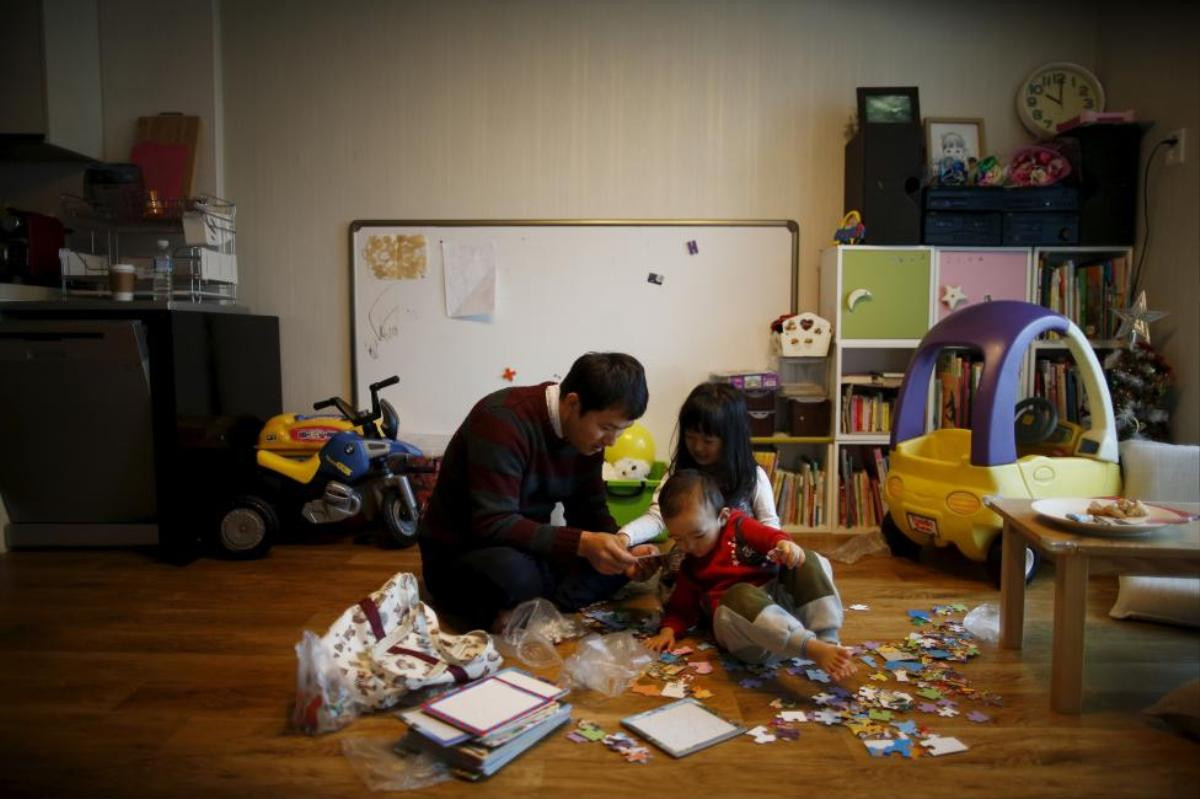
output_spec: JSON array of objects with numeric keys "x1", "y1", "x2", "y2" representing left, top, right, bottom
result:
[{"x1": 349, "y1": 220, "x2": 797, "y2": 455}]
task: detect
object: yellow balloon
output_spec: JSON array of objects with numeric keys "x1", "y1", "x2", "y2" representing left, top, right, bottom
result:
[{"x1": 605, "y1": 422, "x2": 655, "y2": 465}]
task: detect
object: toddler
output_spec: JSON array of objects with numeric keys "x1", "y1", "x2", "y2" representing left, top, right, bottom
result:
[{"x1": 644, "y1": 470, "x2": 856, "y2": 680}]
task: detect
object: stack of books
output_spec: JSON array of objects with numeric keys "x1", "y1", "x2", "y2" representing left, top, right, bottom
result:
[
  {"x1": 1035, "y1": 254, "x2": 1128, "y2": 340},
  {"x1": 934, "y1": 351, "x2": 983, "y2": 429},
  {"x1": 772, "y1": 459, "x2": 826, "y2": 528},
  {"x1": 398, "y1": 668, "x2": 571, "y2": 781},
  {"x1": 837, "y1": 447, "x2": 889, "y2": 529}
]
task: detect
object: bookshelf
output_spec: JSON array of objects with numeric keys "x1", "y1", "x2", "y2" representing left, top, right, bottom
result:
[
  {"x1": 817, "y1": 244, "x2": 1120, "y2": 533},
  {"x1": 1027, "y1": 247, "x2": 1133, "y2": 419}
]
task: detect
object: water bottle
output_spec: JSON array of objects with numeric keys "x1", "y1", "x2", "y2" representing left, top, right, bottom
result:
[{"x1": 152, "y1": 239, "x2": 173, "y2": 302}]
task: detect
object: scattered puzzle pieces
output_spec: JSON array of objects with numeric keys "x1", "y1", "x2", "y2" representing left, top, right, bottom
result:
[
  {"x1": 921, "y1": 735, "x2": 969, "y2": 756},
  {"x1": 747, "y1": 725, "x2": 777, "y2": 744},
  {"x1": 805, "y1": 669, "x2": 831, "y2": 683},
  {"x1": 661, "y1": 681, "x2": 688, "y2": 699}
]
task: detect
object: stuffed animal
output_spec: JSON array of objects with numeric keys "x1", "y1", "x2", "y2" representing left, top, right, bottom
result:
[{"x1": 605, "y1": 457, "x2": 652, "y2": 481}]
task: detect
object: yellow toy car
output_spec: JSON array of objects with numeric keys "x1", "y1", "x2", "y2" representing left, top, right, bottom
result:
[{"x1": 883, "y1": 301, "x2": 1120, "y2": 585}]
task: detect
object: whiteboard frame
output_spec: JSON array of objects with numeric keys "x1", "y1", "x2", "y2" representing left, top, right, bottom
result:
[{"x1": 347, "y1": 218, "x2": 798, "y2": 434}]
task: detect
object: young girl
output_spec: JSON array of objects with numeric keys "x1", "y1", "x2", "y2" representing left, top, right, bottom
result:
[{"x1": 618, "y1": 382, "x2": 779, "y2": 551}]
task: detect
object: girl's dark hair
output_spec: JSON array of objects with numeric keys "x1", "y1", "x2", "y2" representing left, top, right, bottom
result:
[
  {"x1": 670, "y1": 382, "x2": 757, "y2": 509},
  {"x1": 561, "y1": 352, "x2": 648, "y2": 419},
  {"x1": 659, "y1": 469, "x2": 723, "y2": 519}
]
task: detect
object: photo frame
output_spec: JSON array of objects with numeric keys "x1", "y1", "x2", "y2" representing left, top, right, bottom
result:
[
  {"x1": 925, "y1": 117, "x2": 986, "y2": 184},
  {"x1": 856, "y1": 86, "x2": 920, "y2": 126}
]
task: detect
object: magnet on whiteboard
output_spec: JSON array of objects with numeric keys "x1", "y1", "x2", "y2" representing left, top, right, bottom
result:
[{"x1": 846, "y1": 288, "x2": 872, "y2": 312}]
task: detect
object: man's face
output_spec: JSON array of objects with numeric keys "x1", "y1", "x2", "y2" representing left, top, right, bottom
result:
[
  {"x1": 561, "y1": 393, "x2": 634, "y2": 456},
  {"x1": 664, "y1": 489, "x2": 728, "y2": 558}
]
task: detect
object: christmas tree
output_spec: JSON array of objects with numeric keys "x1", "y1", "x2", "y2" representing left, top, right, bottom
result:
[{"x1": 1103, "y1": 342, "x2": 1174, "y2": 441}]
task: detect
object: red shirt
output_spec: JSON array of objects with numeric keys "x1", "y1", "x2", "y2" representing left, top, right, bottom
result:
[{"x1": 660, "y1": 510, "x2": 789, "y2": 636}]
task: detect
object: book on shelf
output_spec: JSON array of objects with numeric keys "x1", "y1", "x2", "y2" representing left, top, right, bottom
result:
[
  {"x1": 1035, "y1": 254, "x2": 1128, "y2": 340},
  {"x1": 398, "y1": 668, "x2": 571, "y2": 780},
  {"x1": 840, "y1": 382, "x2": 894, "y2": 434},
  {"x1": 933, "y1": 352, "x2": 983, "y2": 429},
  {"x1": 753, "y1": 449, "x2": 779, "y2": 480},
  {"x1": 771, "y1": 455, "x2": 825, "y2": 528},
  {"x1": 1033, "y1": 355, "x2": 1090, "y2": 425},
  {"x1": 837, "y1": 447, "x2": 889, "y2": 528}
]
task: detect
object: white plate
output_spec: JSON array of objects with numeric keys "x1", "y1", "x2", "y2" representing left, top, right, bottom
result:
[{"x1": 1032, "y1": 497, "x2": 1199, "y2": 537}]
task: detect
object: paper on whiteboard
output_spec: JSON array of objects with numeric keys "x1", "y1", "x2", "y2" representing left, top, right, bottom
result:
[{"x1": 443, "y1": 241, "x2": 496, "y2": 317}]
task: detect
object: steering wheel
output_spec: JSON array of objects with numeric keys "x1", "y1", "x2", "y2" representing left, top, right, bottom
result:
[{"x1": 1014, "y1": 397, "x2": 1059, "y2": 445}]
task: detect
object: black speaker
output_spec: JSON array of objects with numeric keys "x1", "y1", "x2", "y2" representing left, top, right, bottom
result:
[
  {"x1": 844, "y1": 125, "x2": 924, "y2": 245},
  {"x1": 1059, "y1": 123, "x2": 1145, "y2": 245}
]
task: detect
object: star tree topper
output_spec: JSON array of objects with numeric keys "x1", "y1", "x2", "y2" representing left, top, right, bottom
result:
[{"x1": 1112, "y1": 291, "x2": 1168, "y2": 347}]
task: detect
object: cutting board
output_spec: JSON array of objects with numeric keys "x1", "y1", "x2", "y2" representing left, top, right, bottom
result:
[{"x1": 133, "y1": 113, "x2": 200, "y2": 198}]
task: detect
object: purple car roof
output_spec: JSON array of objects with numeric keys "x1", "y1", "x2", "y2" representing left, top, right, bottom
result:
[{"x1": 890, "y1": 301, "x2": 1070, "y2": 467}]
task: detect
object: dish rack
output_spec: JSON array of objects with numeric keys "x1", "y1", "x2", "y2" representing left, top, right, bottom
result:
[{"x1": 58, "y1": 194, "x2": 239, "y2": 304}]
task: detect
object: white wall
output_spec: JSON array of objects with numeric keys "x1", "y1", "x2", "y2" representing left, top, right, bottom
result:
[
  {"x1": 1099, "y1": 1, "x2": 1200, "y2": 443},
  {"x1": 97, "y1": 0, "x2": 222, "y2": 196},
  {"x1": 220, "y1": 0, "x2": 1111, "y2": 417}
]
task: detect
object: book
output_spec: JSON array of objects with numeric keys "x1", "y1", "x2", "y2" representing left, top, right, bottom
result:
[
  {"x1": 422, "y1": 668, "x2": 567, "y2": 736},
  {"x1": 401, "y1": 668, "x2": 572, "y2": 780},
  {"x1": 621, "y1": 698, "x2": 744, "y2": 758},
  {"x1": 402, "y1": 702, "x2": 572, "y2": 779},
  {"x1": 1055, "y1": 109, "x2": 1135, "y2": 132}
]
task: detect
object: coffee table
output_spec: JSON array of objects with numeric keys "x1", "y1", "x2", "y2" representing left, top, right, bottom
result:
[{"x1": 984, "y1": 496, "x2": 1200, "y2": 714}]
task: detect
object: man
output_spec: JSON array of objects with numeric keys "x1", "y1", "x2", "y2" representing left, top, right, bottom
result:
[{"x1": 418, "y1": 352, "x2": 649, "y2": 630}]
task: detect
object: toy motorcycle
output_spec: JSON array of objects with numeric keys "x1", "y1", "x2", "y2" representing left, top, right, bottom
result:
[{"x1": 215, "y1": 376, "x2": 431, "y2": 559}]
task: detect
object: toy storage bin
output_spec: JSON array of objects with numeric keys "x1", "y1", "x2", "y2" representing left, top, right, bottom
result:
[
  {"x1": 747, "y1": 409, "x2": 776, "y2": 436},
  {"x1": 789, "y1": 398, "x2": 831, "y2": 437},
  {"x1": 711, "y1": 370, "x2": 779, "y2": 390},
  {"x1": 606, "y1": 461, "x2": 669, "y2": 540}
]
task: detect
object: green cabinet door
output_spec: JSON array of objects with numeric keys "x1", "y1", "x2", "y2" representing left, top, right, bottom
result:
[{"x1": 840, "y1": 249, "x2": 931, "y2": 339}]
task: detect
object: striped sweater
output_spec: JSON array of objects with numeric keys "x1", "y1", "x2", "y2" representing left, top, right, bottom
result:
[{"x1": 418, "y1": 383, "x2": 617, "y2": 564}]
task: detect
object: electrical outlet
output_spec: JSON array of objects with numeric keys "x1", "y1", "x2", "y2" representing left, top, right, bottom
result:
[{"x1": 1165, "y1": 129, "x2": 1186, "y2": 166}]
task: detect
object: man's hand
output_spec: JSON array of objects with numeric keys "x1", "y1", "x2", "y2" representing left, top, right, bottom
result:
[
  {"x1": 645, "y1": 627, "x2": 676, "y2": 653},
  {"x1": 768, "y1": 540, "x2": 805, "y2": 569},
  {"x1": 578, "y1": 531, "x2": 638, "y2": 575},
  {"x1": 624, "y1": 544, "x2": 662, "y2": 581}
]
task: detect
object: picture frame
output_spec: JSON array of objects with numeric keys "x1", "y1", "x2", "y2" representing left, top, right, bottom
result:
[
  {"x1": 925, "y1": 117, "x2": 986, "y2": 183},
  {"x1": 856, "y1": 86, "x2": 920, "y2": 126}
]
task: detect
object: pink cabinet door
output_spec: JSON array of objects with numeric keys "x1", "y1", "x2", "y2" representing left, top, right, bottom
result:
[{"x1": 936, "y1": 250, "x2": 1029, "y2": 320}]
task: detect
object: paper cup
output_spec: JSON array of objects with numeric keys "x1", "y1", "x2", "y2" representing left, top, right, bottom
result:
[{"x1": 110, "y1": 263, "x2": 136, "y2": 301}]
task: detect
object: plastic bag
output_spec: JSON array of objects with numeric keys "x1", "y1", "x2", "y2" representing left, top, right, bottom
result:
[
  {"x1": 340, "y1": 737, "x2": 450, "y2": 791},
  {"x1": 293, "y1": 572, "x2": 500, "y2": 735},
  {"x1": 293, "y1": 630, "x2": 357, "y2": 734},
  {"x1": 562, "y1": 632, "x2": 653, "y2": 697},
  {"x1": 829, "y1": 530, "x2": 891, "y2": 564},
  {"x1": 501, "y1": 598, "x2": 583, "y2": 669},
  {"x1": 963, "y1": 602, "x2": 1000, "y2": 643}
]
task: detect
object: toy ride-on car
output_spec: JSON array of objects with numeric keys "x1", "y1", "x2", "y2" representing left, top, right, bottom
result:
[
  {"x1": 883, "y1": 301, "x2": 1120, "y2": 586},
  {"x1": 215, "y1": 376, "x2": 432, "y2": 559}
]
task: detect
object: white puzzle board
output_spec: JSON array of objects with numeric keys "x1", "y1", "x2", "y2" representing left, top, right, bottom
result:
[{"x1": 350, "y1": 220, "x2": 798, "y2": 453}]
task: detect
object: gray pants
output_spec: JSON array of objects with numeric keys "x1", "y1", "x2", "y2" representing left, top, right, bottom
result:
[{"x1": 711, "y1": 550, "x2": 843, "y2": 665}]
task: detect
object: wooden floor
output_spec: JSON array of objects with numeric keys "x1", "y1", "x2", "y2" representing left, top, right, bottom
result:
[{"x1": 1, "y1": 535, "x2": 1197, "y2": 799}]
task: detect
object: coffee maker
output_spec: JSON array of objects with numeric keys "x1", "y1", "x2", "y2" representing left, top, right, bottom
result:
[{"x1": 0, "y1": 208, "x2": 64, "y2": 286}]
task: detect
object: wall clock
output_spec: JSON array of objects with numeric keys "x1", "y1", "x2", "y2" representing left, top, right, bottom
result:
[{"x1": 1017, "y1": 62, "x2": 1106, "y2": 137}]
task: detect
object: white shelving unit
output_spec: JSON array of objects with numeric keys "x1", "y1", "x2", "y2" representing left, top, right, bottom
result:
[{"x1": 814, "y1": 243, "x2": 1131, "y2": 534}]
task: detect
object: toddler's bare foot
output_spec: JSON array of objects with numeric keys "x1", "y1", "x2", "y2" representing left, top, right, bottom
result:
[{"x1": 807, "y1": 639, "x2": 857, "y2": 681}]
